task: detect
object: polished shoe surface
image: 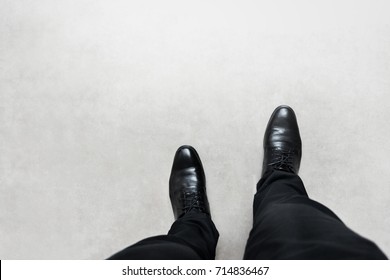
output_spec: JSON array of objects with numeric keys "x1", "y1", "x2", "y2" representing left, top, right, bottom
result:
[
  {"x1": 169, "y1": 145, "x2": 210, "y2": 220},
  {"x1": 262, "y1": 105, "x2": 302, "y2": 176}
]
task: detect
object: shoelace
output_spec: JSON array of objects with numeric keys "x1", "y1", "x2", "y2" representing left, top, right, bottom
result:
[
  {"x1": 268, "y1": 148, "x2": 295, "y2": 173},
  {"x1": 182, "y1": 191, "x2": 207, "y2": 214}
]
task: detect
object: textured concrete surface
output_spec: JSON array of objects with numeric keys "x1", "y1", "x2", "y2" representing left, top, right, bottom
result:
[{"x1": 1, "y1": 0, "x2": 390, "y2": 259}]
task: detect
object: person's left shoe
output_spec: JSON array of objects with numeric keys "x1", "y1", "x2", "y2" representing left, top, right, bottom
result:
[{"x1": 169, "y1": 145, "x2": 211, "y2": 220}]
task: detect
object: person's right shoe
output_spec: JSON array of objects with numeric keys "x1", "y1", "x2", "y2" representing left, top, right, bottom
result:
[{"x1": 261, "y1": 105, "x2": 302, "y2": 177}]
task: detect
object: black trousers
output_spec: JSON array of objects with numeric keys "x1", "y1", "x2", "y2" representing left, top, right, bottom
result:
[{"x1": 108, "y1": 171, "x2": 387, "y2": 260}]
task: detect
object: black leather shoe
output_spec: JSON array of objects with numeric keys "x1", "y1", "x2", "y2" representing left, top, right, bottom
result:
[
  {"x1": 262, "y1": 105, "x2": 302, "y2": 176},
  {"x1": 169, "y1": 145, "x2": 210, "y2": 220}
]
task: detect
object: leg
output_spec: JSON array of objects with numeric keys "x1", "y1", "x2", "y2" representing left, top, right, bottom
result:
[
  {"x1": 244, "y1": 105, "x2": 387, "y2": 259},
  {"x1": 108, "y1": 212, "x2": 218, "y2": 260},
  {"x1": 108, "y1": 145, "x2": 219, "y2": 259},
  {"x1": 244, "y1": 170, "x2": 387, "y2": 259}
]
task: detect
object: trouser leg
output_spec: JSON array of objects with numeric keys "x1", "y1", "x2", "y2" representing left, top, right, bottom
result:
[
  {"x1": 108, "y1": 212, "x2": 219, "y2": 260},
  {"x1": 244, "y1": 170, "x2": 387, "y2": 259}
]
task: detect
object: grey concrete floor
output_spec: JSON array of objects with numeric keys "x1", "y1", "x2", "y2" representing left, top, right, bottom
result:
[{"x1": 1, "y1": 0, "x2": 390, "y2": 259}]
